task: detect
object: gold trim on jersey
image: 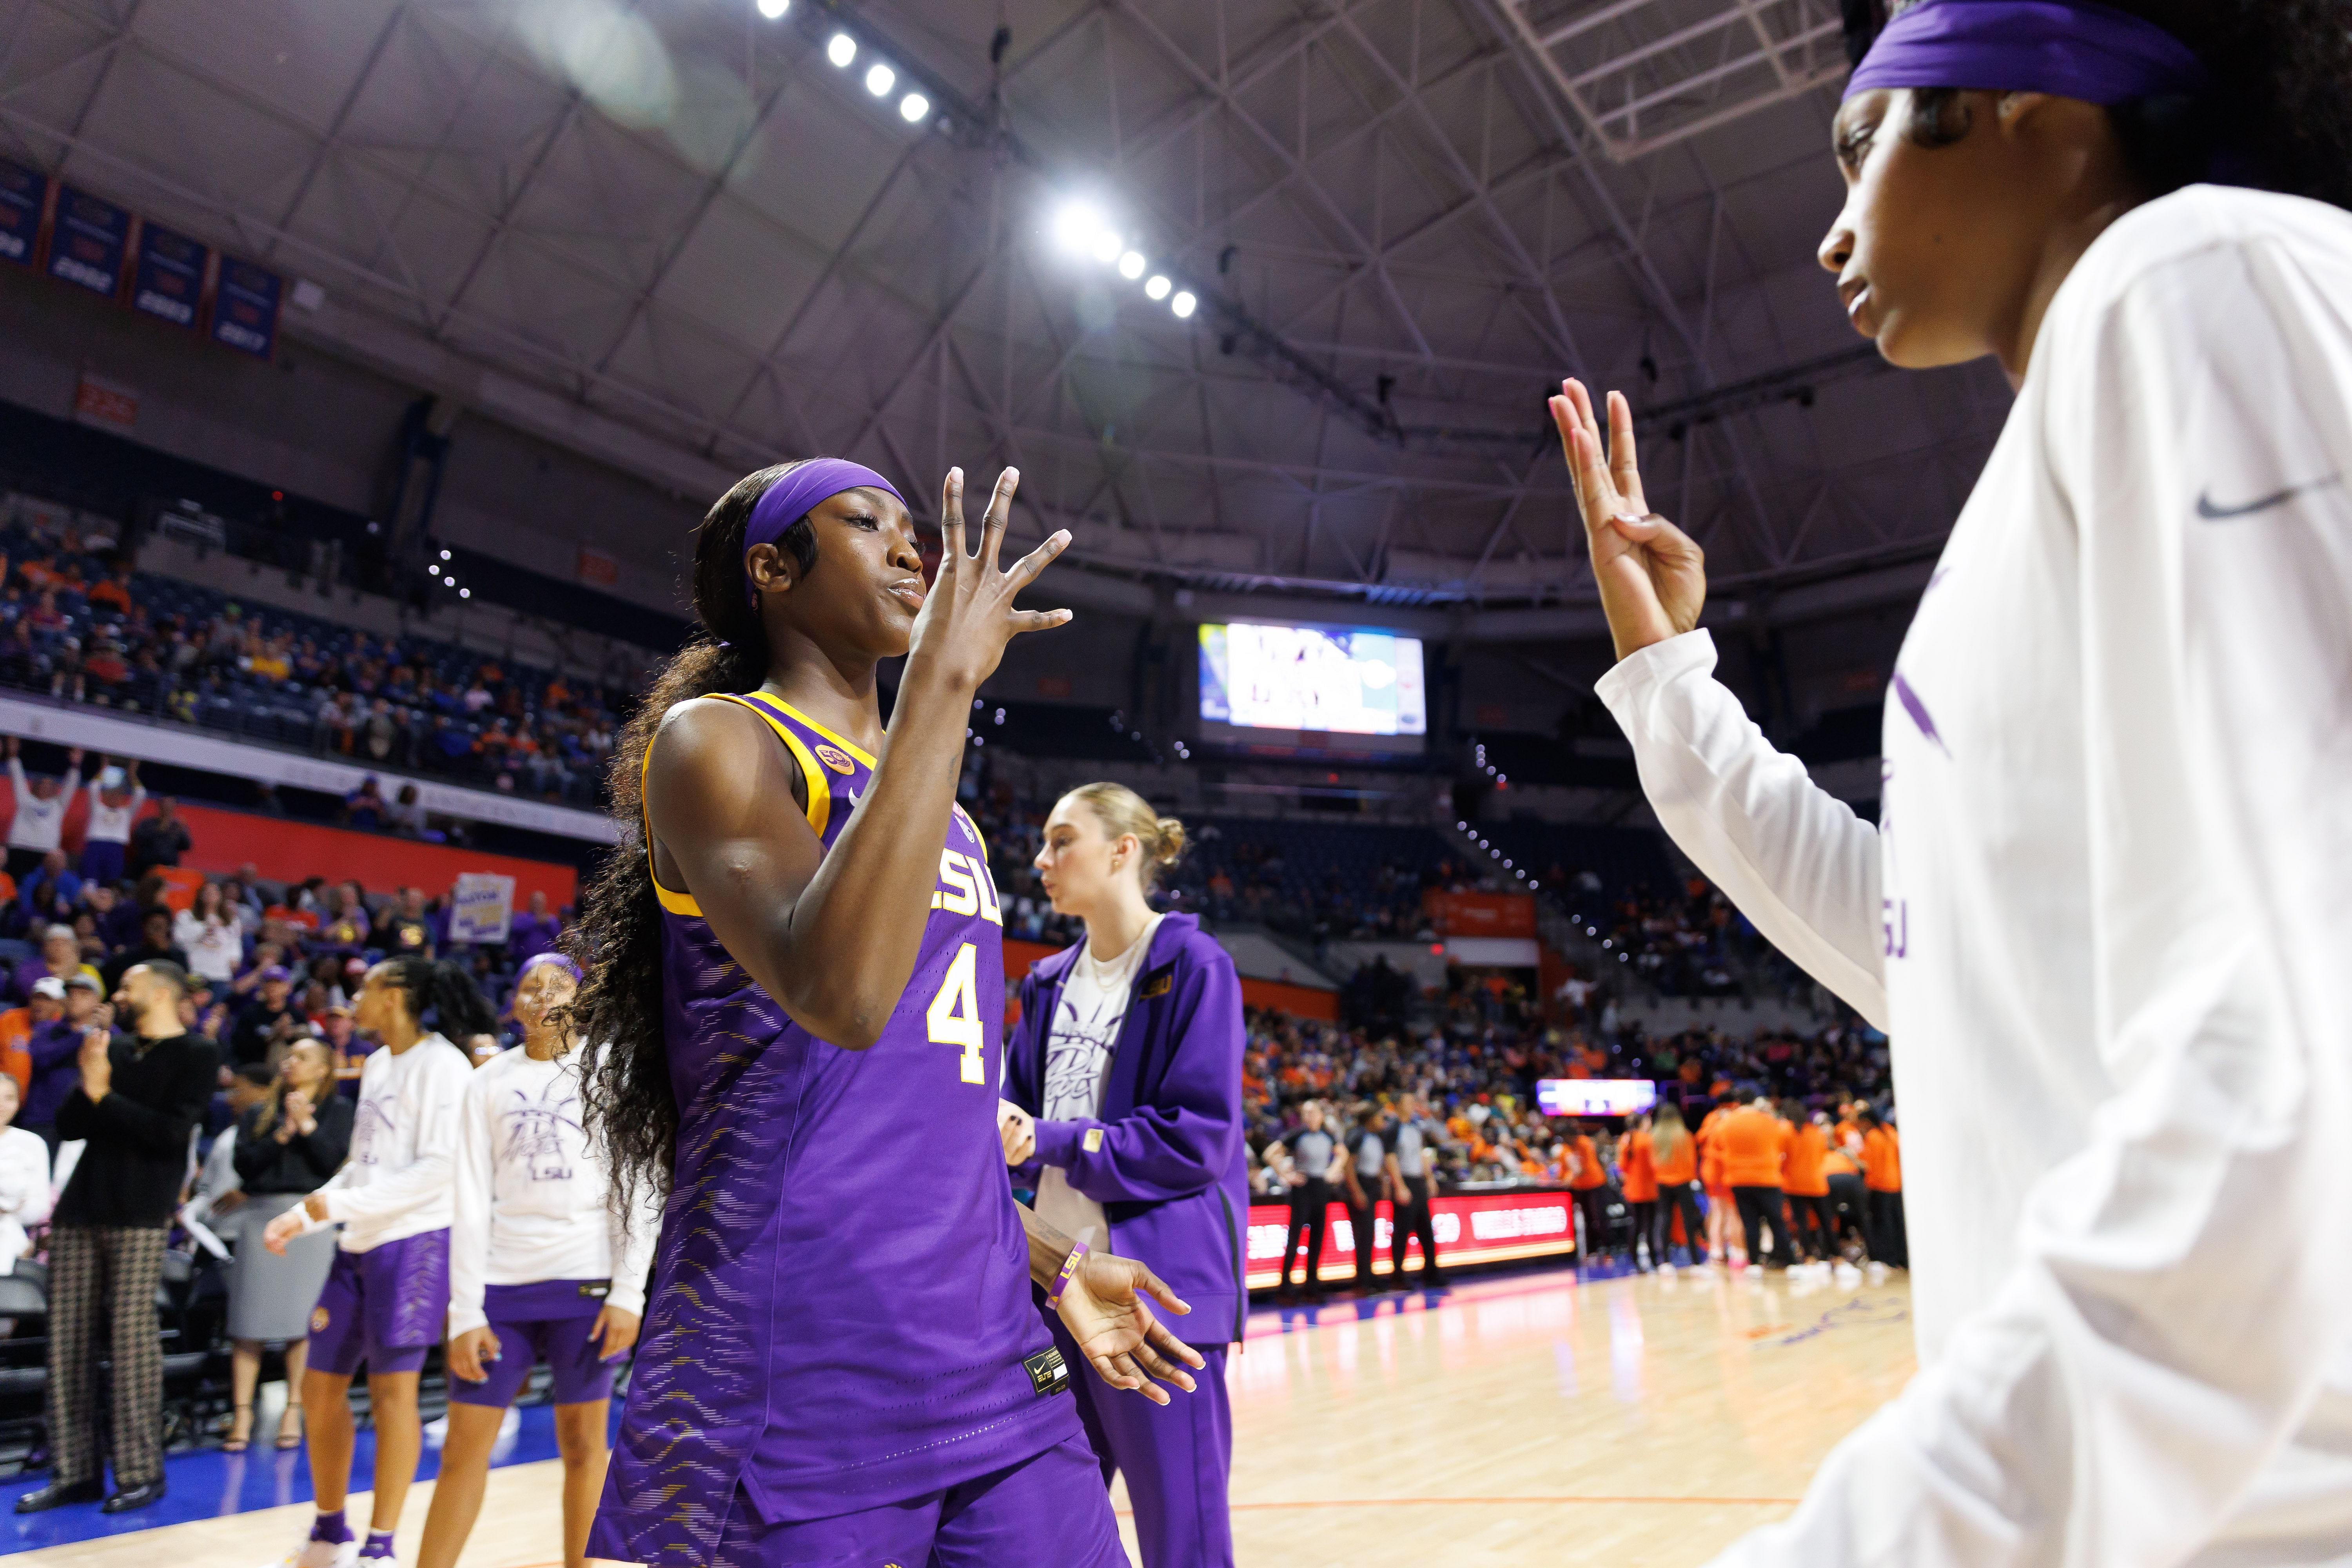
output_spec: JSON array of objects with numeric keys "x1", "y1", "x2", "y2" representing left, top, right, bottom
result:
[
  {"x1": 736, "y1": 690, "x2": 879, "y2": 770},
  {"x1": 641, "y1": 692, "x2": 835, "y2": 919}
]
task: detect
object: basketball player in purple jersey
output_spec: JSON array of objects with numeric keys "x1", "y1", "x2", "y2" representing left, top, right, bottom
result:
[{"x1": 566, "y1": 457, "x2": 1205, "y2": 1566}]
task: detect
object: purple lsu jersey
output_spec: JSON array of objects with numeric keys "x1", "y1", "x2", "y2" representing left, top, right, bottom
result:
[{"x1": 590, "y1": 691, "x2": 1079, "y2": 1566}]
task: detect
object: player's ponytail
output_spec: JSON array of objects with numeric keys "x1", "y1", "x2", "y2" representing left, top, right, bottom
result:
[
  {"x1": 1066, "y1": 782, "x2": 1188, "y2": 893},
  {"x1": 567, "y1": 460, "x2": 818, "y2": 1207},
  {"x1": 381, "y1": 955, "x2": 497, "y2": 1041}
]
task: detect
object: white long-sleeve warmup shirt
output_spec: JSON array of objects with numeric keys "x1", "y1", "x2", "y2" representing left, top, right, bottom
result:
[
  {"x1": 0, "y1": 1125, "x2": 51, "y2": 1269},
  {"x1": 6, "y1": 760, "x2": 78, "y2": 853},
  {"x1": 1597, "y1": 185, "x2": 2352, "y2": 1568},
  {"x1": 313, "y1": 1032, "x2": 473, "y2": 1254},
  {"x1": 82, "y1": 780, "x2": 144, "y2": 846},
  {"x1": 446, "y1": 1044, "x2": 658, "y2": 1337}
]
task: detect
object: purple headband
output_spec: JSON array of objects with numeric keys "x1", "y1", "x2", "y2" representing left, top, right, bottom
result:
[
  {"x1": 1846, "y1": 0, "x2": 2207, "y2": 105},
  {"x1": 743, "y1": 459, "x2": 905, "y2": 607},
  {"x1": 521, "y1": 952, "x2": 581, "y2": 984}
]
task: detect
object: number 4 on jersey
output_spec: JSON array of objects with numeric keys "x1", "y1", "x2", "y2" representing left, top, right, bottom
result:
[{"x1": 926, "y1": 942, "x2": 985, "y2": 1083}]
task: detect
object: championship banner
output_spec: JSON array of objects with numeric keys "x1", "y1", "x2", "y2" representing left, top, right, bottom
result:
[
  {"x1": 0, "y1": 159, "x2": 44, "y2": 267},
  {"x1": 47, "y1": 185, "x2": 130, "y2": 298},
  {"x1": 211, "y1": 254, "x2": 282, "y2": 358},
  {"x1": 130, "y1": 220, "x2": 207, "y2": 328},
  {"x1": 1245, "y1": 1188, "x2": 1579, "y2": 1289},
  {"x1": 446, "y1": 872, "x2": 517, "y2": 945}
]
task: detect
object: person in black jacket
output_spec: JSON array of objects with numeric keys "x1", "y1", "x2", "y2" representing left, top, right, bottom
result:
[
  {"x1": 15, "y1": 960, "x2": 218, "y2": 1516},
  {"x1": 224, "y1": 1039, "x2": 351, "y2": 1453}
]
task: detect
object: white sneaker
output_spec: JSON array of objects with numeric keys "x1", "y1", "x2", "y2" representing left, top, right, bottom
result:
[
  {"x1": 277, "y1": 1536, "x2": 358, "y2": 1568},
  {"x1": 1834, "y1": 1262, "x2": 1862, "y2": 1289},
  {"x1": 1657, "y1": 1261, "x2": 1676, "y2": 1278},
  {"x1": 1866, "y1": 1261, "x2": 1889, "y2": 1285}
]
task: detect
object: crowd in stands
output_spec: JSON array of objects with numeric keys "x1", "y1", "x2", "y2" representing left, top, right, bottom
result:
[
  {"x1": 0, "y1": 504, "x2": 628, "y2": 808},
  {"x1": 1240, "y1": 989, "x2": 1893, "y2": 1197}
]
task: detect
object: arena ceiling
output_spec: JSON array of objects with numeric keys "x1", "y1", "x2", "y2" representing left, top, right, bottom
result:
[{"x1": 0, "y1": 0, "x2": 2013, "y2": 632}]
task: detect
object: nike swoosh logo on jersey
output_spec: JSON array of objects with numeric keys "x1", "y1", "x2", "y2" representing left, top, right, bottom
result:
[{"x1": 2195, "y1": 475, "x2": 2341, "y2": 519}]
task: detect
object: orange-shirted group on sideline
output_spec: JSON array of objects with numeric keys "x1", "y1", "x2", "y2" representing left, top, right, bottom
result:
[{"x1": 1608, "y1": 1097, "x2": 1905, "y2": 1281}]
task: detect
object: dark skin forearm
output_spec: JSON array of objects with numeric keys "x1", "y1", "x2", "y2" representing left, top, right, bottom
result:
[{"x1": 1020, "y1": 1202, "x2": 1080, "y2": 1287}]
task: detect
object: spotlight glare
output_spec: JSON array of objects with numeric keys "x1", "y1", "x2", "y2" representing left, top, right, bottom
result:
[
  {"x1": 756, "y1": 0, "x2": 788, "y2": 17},
  {"x1": 1144, "y1": 274, "x2": 1171, "y2": 300},
  {"x1": 1117, "y1": 250, "x2": 1145, "y2": 279},
  {"x1": 1052, "y1": 201, "x2": 1103, "y2": 253},
  {"x1": 439, "y1": 548, "x2": 451, "y2": 561},
  {"x1": 865, "y1": 62, "x2": 895, "y2": 96},
  {"x1": 459, "y1": 587, "x2": 471, "y2": 599},
  {"x1": 826, "y1": 32, "x2": 855, "y2": 67},
  {"x1": 1170, "y1": 290, "x2": 1196, "y2": 318},
  {"x1": 899, "y1": 91, "x2": 929, "y2": 122},
  {"x1": 1090, "y1": 229, "x2": 1122, "y2": 265}
]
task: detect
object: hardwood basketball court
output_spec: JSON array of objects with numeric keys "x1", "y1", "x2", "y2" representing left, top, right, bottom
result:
[{"x1": 7, "y1": 1264, "x2": 1913, "y2": 1568}]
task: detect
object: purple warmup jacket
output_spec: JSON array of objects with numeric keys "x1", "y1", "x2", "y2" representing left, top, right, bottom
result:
[{"x1": 1005, "y1": 913, "x2": 1250, "y2": 1345}]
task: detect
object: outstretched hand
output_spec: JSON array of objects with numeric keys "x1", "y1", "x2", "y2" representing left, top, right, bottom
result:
[
  {"x1": 1055, "y1": 1252, "x2": 1205, "y2": 1406},
  {"x1": 1549, "y1": 379, "x2": 1708, "y2": 661},
  {"x1": 906, "y1": 466, "x2": 1073, "y2": 691}
]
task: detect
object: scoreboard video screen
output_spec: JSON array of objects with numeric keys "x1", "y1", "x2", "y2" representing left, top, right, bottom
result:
[{"x1": 1197, "y1": 620, "x2": 1427, "y2": 755}]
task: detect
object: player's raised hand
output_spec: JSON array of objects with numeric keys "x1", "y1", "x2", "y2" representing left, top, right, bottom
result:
[
  {"x1": 906, "y1": 466, "x2": 1072, "y2": 692},
  {"x1": 1549, "y1": 379, "x2": 1707, "y2": 661},
  {"x1": 1055, "y1": 1252, "x2": 1205, "y2": 1406}
]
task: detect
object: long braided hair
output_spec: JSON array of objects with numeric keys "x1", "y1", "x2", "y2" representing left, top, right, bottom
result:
[
  {"x1": 560, "y1": 460, "x2": 820, "y2": 1209},
  {"x1": 1881, "y1": 0, "x2": 2352, "y2": 211}
]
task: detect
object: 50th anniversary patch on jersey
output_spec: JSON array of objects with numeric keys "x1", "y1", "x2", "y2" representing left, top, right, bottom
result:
[{"x1": 813, "y1": 742, "x2": 857, "y2": 774}]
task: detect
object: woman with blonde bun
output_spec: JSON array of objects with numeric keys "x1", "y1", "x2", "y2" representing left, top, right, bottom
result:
[{"x1": 1000, "y1": 782, "x2": 1247, "y2": 1568}]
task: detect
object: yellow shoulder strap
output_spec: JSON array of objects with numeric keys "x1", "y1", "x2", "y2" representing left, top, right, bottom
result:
[{"x1": 641, "y1": 693, "x2": 833, "y2": 918}]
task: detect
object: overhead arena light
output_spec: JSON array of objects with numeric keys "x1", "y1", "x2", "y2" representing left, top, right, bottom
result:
[
  {"x1": 1144, "y1": 274, "x2": 1171, "y2": 300},
  {"x1": 1090, "y1": 229, "x2": 1122, "y2": 265},
  {"x1": 1052, "y1": 201, "x2": 1105, "y2": 253},
  {"x1": 865, "y1": 62, "x2": 895, "y2": 96},
  {"x1": 899, "y1": 91, "x2": 929, "y2": 122},
  {"x1": 827, "y1": 32, "x2": 856, "y2": 67},
  {"x1": 756, "y1": 0, "x2": 788, "y2": 17},
  {"x1": 1117, "y1": 250, "x2": 1146, "y2": 279},
  {"x1": 1171, "y1": 290, "x2": 1196, "y2": 318}
]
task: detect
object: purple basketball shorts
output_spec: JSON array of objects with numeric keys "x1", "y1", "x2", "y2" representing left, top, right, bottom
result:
[
  {"x1": 706, "y1": 1430, "x2": 1125, "y2": 1568},
  {"x1": 308, "y1": 1228, "x2": 451, "y2": 1378},
  {"x1": 448, "y1": 1278, "x2": 621, "y2": 1408}
]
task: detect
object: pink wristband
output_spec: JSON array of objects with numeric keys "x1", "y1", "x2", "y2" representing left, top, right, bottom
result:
[{"x1": 1046, "y1": 1239, "x2": 1089, "y2": 1311}]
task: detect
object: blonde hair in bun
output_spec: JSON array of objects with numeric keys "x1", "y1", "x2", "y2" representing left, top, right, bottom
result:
[{"x1": 1066, "y1": 782, "x2": 1187, "y2": 893}]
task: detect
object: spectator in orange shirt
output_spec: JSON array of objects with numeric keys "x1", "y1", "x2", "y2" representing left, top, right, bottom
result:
[
  {"x1": 1618, "y1": 1112, "x2": 1659, "y2": 1272},
  {"x1": 1777, "y1": 1100, "x2": 1834, "y2": 1265},
  {"x1": 1697, "y1": 1102, "x2": 1737, "y2": 1264},
  {"x1": 0, "y1": 982, "x2": 50, "y2": 1097},
  {"x1": 1858, "y1": 1107, "x2": 1907, "y2": 1273},
  {"x1": 1719, "y1": 1095, "x2": 1794, "y2": 1272},
  {"x1": 1648, "y1": 1102, "x2": 1707, "y2": 1269},
  {"x1": 87, "y1": 563, "x2": 133, "y2": 614},
  {"x1": 1565, "y1": 1123, "x2": 1611, "y2": 1264},
  {"x1": 1822, "y1": 1144, "x2": 1867, "y2": 1255}
]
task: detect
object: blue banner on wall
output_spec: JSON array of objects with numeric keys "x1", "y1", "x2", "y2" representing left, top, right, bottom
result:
[
  {"x1": 211, "y1": 254, "x2": 281, "y2": 358},
  {"x1": 47, "y1": 184, "x2": 130, "y2": 297},
  {"x1": 130, "y1": 221, "x2": 207, "y2": 328},
  {"x1": 0, "y1": 159, "x2": 44, "y2": 268}
]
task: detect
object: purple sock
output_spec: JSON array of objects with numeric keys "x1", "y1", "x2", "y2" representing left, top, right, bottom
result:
[
  {"x1": 311, "y1": 1510, "x2": 352, "y2": 1545},
  {"x1": 358, "y1": 1530, "x2": 396, "y2": 1560}
]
